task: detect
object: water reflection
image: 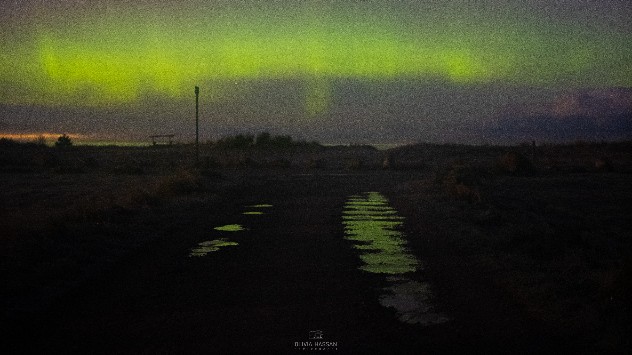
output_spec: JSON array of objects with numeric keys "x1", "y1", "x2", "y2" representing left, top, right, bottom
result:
[
  {"x1": 343, "y1": 192, "x2": 417, "y2": 275},
  {"x1": 214, "y1": 224, "x2": 246, "y2": 232},
  {"x1": 343, "y1": 192, "x2": 449, "y2": 325},
  {"x1": 189, "y1": 204, "x2": 272, "y2": 258},
  {"x1": 189, "y1": 239, "x2": 239, "y2": 257},
  {"x1": 243, "y1": 203, "x2": 271, "y2": 215}
]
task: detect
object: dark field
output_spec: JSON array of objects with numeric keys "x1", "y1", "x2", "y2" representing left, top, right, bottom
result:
[{"x1": 1, "y1": 140, "x2": 631, "y2": 354}]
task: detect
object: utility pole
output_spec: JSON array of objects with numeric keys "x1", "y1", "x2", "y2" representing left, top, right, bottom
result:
[{"x1": 195, "y1": 85, "x2": 200, "y2": 166}]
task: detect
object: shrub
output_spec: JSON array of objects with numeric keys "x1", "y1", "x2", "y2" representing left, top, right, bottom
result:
[
  {"x1": 55, "y1": 134, "x2": 73, "y2": 148},
  {"x1": 346, "y1": 158, "x2": 363, "y2": 170},
  {"x1": 0, "y1": 137, "x2": 20, "y2": 147},
  {"x1": 496, "y1": 151, "x2": 534, "y2": 175},
  {"x1": 265, "y1": 158, "x2": 291, "y2": 168},
  {"x1": 439, "y1": 163, "x2": 489, "y2": 203},
  {"x1": 452, "y1": 183, "x2": 481, "y2": 202},
  {"x1": 593, "y1": 157, "x2": 613, "y2": 172},
  {"x1": 270, "y1": 135, "x2": 293, "y2": 147},
  {"x1": 213, "y1": 132, "x2": 318, "y2": 150},
  {"x1": 154, "y1": 170, "x2": 202, "y2": 196},
  {"x1": 255, "y1": 132, "x2": 294, "y2": 148},
  {"x1": 306, "y1": 158, "x2": 325, "y2": 169},
  {"x1": 441, "y1": 163, "x2": 489, "y2": 186},
  {"x1": 112, "y1": 164, "x2": 144, "y2": 175},
  {"x1": 215, "y1": 134, "x2": 254, "y2": 149},
  {"x1": 202, "y1": 156, "x2": 220, "y2": 169},
  {"x1": 52, "y1": 158, "x2": 85, "y2": 174},
  {"x1": 34, "y1": 135, "x2": 47, "y2": 146},
  {"x1": 255, "y1": 132, "x2": 272, "y2": 146}
]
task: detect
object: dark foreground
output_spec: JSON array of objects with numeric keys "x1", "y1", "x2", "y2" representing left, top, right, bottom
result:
[
  {"x1": 2, "y1": 142, "x2": 631, "y2": 354},
  {"x1": 5, "y1": 172, "x2": 455, "y2": 353}
]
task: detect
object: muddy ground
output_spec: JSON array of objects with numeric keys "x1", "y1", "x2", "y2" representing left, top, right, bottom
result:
[{"x1": 1, "y1": 142, "x2": 631, "y2": 354}]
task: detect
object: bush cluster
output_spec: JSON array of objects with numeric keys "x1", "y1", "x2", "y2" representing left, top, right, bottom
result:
[{"x1": 213, "y1": 132, "x2": 318, "y2": 149}]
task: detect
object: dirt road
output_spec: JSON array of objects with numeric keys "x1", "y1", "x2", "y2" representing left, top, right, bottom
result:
[{"x1": 7, "y1": 171, "x2": 563, "y2": 354}]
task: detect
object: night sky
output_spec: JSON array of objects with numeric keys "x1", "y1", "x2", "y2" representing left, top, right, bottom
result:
[{"x1": 1, "y1": 0, "x2": 631, "y2": 144}]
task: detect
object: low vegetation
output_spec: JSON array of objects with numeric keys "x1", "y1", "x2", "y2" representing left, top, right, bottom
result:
[
  {"x1": 389, "y1": 141, "x2": 632, "y2": 352},
  {"x1": 55, "y1": 134, "x2": 73, "y2": 148},
  {"x1": 0, "y1": 156, "x2": 219, "y2": 321},
  {"x1": 211, "y1": 132, "x2": 320, "y2": 150},
  {"x1": 1, "y1": 137, "x2": 631, "y2": 352}
]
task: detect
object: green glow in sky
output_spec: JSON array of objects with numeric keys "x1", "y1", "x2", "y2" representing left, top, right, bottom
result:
[{"x1": 1, "y1": 3, "x2": 630, "y2": 117}]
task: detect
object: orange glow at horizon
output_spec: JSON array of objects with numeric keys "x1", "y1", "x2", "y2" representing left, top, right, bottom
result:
[{"x1": 0, "y1": 132, "x2": 85, "y2": 141}]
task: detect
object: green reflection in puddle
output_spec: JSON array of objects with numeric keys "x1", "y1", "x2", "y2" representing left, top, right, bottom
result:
[
  {"x1": 343, "y1": 191, "x2": 449, "y2": 325},
  {"x1": 214, "y1": 224, "x2": 246, "y2": 232},
  {"x1": 344, "y1": 209, "x2": 400, "y2": 216},
  {"x1": 243, "y1": 203, "x2": 272, "y2": 215},
  {"x1": 189, "y1": 239, "x2": 239, "y2": 257},
  {"x1": 343, "y1": 192, "x2": 417, "y2": 274},
  {"x1": 345, "y1": 201, "x2": 387, "y2": 207},
  {"x1": 359, "y1": 253, "x2": 419, "y2": 274}
]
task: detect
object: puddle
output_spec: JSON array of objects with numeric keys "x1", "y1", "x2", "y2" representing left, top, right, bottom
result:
[
  {"x1": 379, "y1": 279, "x2": 451, "y2": 325},
  {"x1": 343, "y1": 192, "x2": 417, "y2": 275},
  {"x1": 243, "y1": 203, "x2": 272, "y2": 215},
  {"x1": 214, "y1": 224, "x2": 246, "y2": 232},
  {"x1": 190, "y1": 204, "x2": 270, "y2": 257},
  {"x1": 189, "y1": 239, "x2": 239, "y2": 257},
  {"x1": 343, "y1": 192, "x2": 449, "y2": 325}
]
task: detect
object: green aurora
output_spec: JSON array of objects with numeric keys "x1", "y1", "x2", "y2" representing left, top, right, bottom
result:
[{"x1": 1, "y1": 2, "x2": 630, "y2": 117}]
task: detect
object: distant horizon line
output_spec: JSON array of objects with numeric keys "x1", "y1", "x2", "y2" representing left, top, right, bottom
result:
[
  {"x1": 3, "y1": 132, "x2": 631, "y2": 149},
  {"x1": 0, "y1": 133, "x2": 407, "y2": 149}
]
